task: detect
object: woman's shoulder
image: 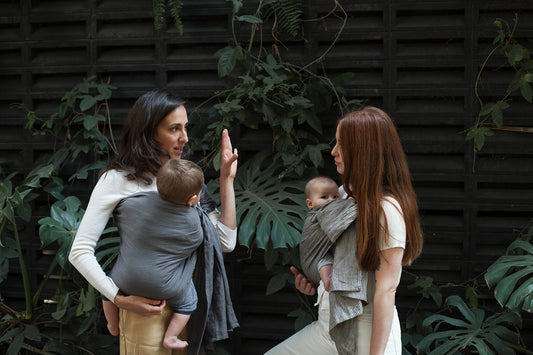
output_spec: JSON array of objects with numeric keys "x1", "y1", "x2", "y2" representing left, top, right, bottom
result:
[
  {"x1": 97, "y1": 169, "x2": 156, "y2": 194},
  {"x1": 380, "y1": 196, "x2": 406, "y2": 249},
  {"x1": 382, "y1": 196, "x2": 401, "y2": 212}
]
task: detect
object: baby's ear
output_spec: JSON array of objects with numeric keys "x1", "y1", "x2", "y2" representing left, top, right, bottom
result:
[
  {"x1": 186, "y1": 194, "x2": 198, "y2": 206},
  {"x1": 305, "y1": 198, "x2": 313, "y2": 209}
]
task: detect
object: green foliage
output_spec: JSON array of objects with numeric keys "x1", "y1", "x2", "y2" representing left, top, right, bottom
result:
[
  {"x1": 262, "y1": 0, "x2": 303, "y2": 37},
  {"x1": 485, "y1": 221, "x2": 533, "y2": 313},
  {"x1": 190, "y1": 3, "x2": 361, "y2": 178},
  {"x1": 417, "y1": 295, "x2": 521, "y2": 355},
  {"x1": 0, "y1": 76, "x2": 118, "y2": 353},
  {"x1": 467, "y1": 16, "x2": 533, "y2": 152},
  {"x1": 208, "y1": 151, "x2": 307, "y2": 250},
  {"x1": 153, "y1": 0, "x2": 184, "y2": 34}
]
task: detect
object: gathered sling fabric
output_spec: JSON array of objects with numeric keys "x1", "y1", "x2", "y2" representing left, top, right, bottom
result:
[
  {"x1": 299, "y1": 198, "x2": 368, "y2": 355},
  {"x1": 111, "y1": 191, "x2": 238, "y2": 355},
  {"x1": 111, "y1": 191, "x2": 202, "y2": 314},
  {"x1": 188, "y1": 204, "x2": 240, "y2": 353}
]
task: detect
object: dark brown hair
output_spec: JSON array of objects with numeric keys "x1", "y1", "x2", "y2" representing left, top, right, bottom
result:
[
  {"x1": 337, "y1": 106, "x2": 423, "y2": 271},
  {"x1": 106, "y1": 89, "x2": 186, "y2": 184},
  {"x1": 156, "y1": 159, "x2": 204, "y2": 205}
]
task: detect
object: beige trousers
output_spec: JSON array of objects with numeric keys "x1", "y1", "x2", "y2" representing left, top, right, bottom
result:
[{"x1": 119, "y1": 305, "x2": 187, "y2": 355}]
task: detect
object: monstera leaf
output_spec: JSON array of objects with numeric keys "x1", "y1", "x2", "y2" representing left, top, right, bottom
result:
[
  {"x1": 485, "y1": 238, "x2": 533, "y2": 313},
  {"x1": 418, "y1": 295, "x2": 521, "y2": 355},
  {"x1": 209, "y1": 151, "x2": 307, "y2": 249},
  {"x1": 39, "y1": 196, "x2": 117, "y2": 271},
  {"x1": 235, "y1": 151, "x2": 307, "y2": 249}
]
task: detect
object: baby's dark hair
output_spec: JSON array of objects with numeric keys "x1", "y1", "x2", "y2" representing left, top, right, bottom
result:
[
  {"x1": 304, "y1": 176, "x2": 338, "y2": 198},
  {"x1": 156, "y1": 159, "x2": 204, "y2": 204}
]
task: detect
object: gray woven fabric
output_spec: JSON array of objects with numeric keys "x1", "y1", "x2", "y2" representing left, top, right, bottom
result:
[
  {"x1": 299, "y1": 198, "x2": 368, "y2": 355},
  {"x1": 111, "y1": 191, "x2": 203, "y2": 314},
  {"x1": 188, "y1": 203, "x2": 239, "y2": 354},
  {"x1": 111, "y1": 189, "x2": 238, "y2": 355}
]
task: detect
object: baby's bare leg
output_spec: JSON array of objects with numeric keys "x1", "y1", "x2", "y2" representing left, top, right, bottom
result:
[
  {"x1": 102, "y1": 299, "x2": 120, "y2": 336},
  {"x1": 163, "y1": 313, "x2": 190, "y2": 349},
  {"x1": 319, "y1": 264, "x2": 332, "y2": 292}
]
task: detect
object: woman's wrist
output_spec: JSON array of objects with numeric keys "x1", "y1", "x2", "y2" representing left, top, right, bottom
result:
[{"x1": 114, "y1": 292, "x2": 125, "y2": 308}]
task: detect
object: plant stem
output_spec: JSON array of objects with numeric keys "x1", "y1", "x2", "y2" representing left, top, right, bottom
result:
[
  {"x1": 32, "y1": 257, "x2": 58, "y2": 307},
  {"x1": 13, "y1": 222, "x2": 32, "y2": 320}
]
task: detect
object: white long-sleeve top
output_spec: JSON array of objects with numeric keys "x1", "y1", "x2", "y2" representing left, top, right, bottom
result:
[{"x1": 68, "y1": 169, "x2": 237, "y2": 302}]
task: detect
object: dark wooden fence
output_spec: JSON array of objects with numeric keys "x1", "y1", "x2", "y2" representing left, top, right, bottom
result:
[{"x1": 1, "y1": 0, "x2": 532, "y2": 353}]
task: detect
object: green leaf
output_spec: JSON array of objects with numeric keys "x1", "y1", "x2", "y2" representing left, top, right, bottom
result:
[
  {"x1": 82, "y1": 114, "x2": 98, "y2": 131},
  {"x1": 8, "y1": 332, "x2": 24, "y2": 355},
  {"x1": 507, "y1": 44, "x2": 526, "y2": 65},
  {"x1": 236, "y1": 15, "x2": 263, "y2": 24},
  {"x1": 281, "y1": 118, "x2": 293, "y2": 133},
  {"x1": 226, "y1": 0, "x2": 242, "y2": 14},
  {"x1": 485, "y1": 238, "x2": 533, "y2": 312},
  {"x1": 77, "y1": 312, "x2": 97, "y2": 336},
  {"x1": 519, "y1": 80, "x2": 533, "y2": 103},
  {"x1": 300, "y1": 110, "x2": 322, "y2": 134},
  {"x1": 264, "y1": 247, "x2": 279, "y2": 270},
  {"x1": 218, "y1": 151, "x2": 307, "y2": 249},
  {"x1": 288, "y1": 308, "x2": 314, "y2": 331},
  {"x1": 23, "y1": 325, "x2": 41, "y2": 341},
  {"x1": 465, "y1": 127, "x2": 494, "y2": 151},
  {"x1": 307, "y1": 146, "x2": 324, "y2": 168},
  {"x1": 479, "y1": 102, "x2": 496, "y2": 117},
  {"x1": 217, "y1": 47, "x2": 241, "y2": 78},
  {"x1": 79, "y1": 95, "x2": 97, "y2": 112},
  {"x1": 0, "y1": 327, "x2": 20, "y2": 343},
  {"x1": 266, "y1": 272, "x2": 290, "y2": 295}
]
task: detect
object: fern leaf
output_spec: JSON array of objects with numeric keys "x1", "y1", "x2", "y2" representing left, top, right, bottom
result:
[
  {"x1": 152, "y1": 0, "x2": 166, "y2": 30},
  {"x1": 263, "y1": 0, "x2": 303, "y2": 37},
  {"x1": 168, "y1": 0, "x2": 184, "y2": 35}
]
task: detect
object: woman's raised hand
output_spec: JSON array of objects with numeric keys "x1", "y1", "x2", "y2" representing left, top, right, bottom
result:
[
  {"x1": 220, "y1": 129, "x2": 238, "y2": 180},
  {"x1": 290, "y1": 266, "x2": 317, "y2": 296}
]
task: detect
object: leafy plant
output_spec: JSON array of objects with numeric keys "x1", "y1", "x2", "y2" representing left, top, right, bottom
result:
[
  {"x1": 191, "y1": 1, "x2": 361, "y2": 178},
  {"x1": 417, "y1": 295, "x2": 521, "y2": 355},
  {"x1": 262, "y1": 0, "x2": 303, "y2": 37},
  {"x1": 467, "y1": 14, "x2": 533, "y2": 152},
  {"x1": 153, "y1": 0, "x2": 183, "y2": 34},
  {"x1": 0, "y1": 76, "x2": 118, "y2": 353},
  {"x1": 485, "y1": 220, "x2": 533, "y2": 313}
]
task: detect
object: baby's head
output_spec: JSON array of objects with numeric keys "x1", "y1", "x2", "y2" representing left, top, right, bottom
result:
[
  {"x1": 304, "y1": 176, "x2": 340, "y2": 210},
  {"x1": 157, "y1": 159, "x2": 204, "y2": 206}
]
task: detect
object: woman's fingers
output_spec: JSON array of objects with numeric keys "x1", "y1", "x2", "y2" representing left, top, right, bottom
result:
[{"x1": 290, "y1": 266, "x2": 317, "y2": 296}]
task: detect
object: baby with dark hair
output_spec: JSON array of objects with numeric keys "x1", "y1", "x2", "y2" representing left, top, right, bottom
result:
[{"x1": 103, "y1": 159, "x2": 205, "y2": 350}]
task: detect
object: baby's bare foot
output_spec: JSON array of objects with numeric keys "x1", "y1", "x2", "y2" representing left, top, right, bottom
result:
[{"x1": 163, "y1": 336, "x2": 188, "y2": 350}]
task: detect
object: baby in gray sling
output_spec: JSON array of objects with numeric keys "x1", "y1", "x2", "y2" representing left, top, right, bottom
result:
[{"x1": 103, "y1": 159, "x2": 204, "y2": 350}]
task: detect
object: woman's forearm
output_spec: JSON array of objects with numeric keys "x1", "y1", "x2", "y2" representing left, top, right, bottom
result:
[
  {"x1": 218, "y1": 176, "x2": 236, "y2": 230},
  {"x1": 369, "y1": 289, "x2": 395, "y2": 354}
]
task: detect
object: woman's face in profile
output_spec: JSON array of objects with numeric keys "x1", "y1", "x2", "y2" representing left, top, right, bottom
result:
[
  {"x1": 331, "y1": 126, "x2": 344, "y2": 175},
  {"x1": 154, "y1": 105, "x2": 189, "y2": 162}
]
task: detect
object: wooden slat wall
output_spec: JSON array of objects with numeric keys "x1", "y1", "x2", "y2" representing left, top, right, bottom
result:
[{"x1": 1, "y1": 0, "x2": 532, "y2": 353}]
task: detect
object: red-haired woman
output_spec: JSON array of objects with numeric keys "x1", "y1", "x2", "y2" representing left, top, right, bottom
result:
[{"x1": 266, "y1": 106, "x2": 424, "y2": 354}]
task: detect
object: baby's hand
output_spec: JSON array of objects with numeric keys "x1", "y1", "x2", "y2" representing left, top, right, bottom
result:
[{"x1": 319, "y1": 264, "x2": 332, "y2": 292}]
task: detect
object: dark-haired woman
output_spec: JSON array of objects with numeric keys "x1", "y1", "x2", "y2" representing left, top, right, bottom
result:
[
  {"x1": 266, "y1": 106, "x2": 423, "y2": 354},
  {"x1": 69, "y1": 89, "x2": 238, "y2": 354}
]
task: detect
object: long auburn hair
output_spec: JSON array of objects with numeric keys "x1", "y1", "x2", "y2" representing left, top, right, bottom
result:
[
  {"x1": 105, "y1": 89, "x2": 186, "y2": 184},
  {"x1": 337, "y1": 106, "x2": 423, "y2": 271}
]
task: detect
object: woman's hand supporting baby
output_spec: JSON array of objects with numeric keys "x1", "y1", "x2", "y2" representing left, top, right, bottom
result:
[{"x1": 114, "y1": 292, "x2": 167, "y2": 316}]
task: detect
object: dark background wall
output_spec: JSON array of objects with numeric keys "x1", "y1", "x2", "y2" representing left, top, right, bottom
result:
[{"x1": 1, "y1": 0, "x2": 532, "y2": 353}]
